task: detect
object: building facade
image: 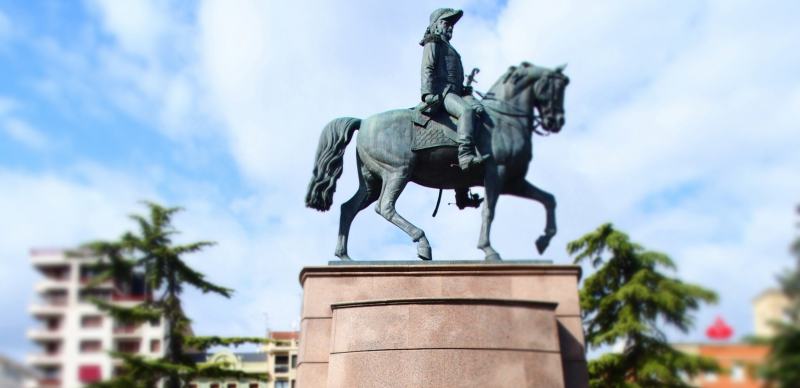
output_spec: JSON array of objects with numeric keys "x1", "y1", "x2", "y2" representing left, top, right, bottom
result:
[
  {"x1": 674, "y1": 343, "x2": 769, "y2": 387},
  {"x1": 26, "y1": 249, "x2": 166, "y2": 388},
  {"x1": 672, "y1": 287, "x2": 791, "y2": 387},
  {"x1": 188, "y1": 331, "x2": 299, "y2": 388},
  {"x1": 752, "y1": 289, "x2": 790, "y2": 338}
]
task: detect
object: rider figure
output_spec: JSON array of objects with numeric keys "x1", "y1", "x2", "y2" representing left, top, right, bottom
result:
[{"x1": 420, "y1": 8, "x2": 489, "y2": 171}]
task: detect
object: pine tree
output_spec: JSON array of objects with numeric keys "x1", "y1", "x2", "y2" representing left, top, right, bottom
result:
[
  {"x1": 763, "y1": 206, "x2": 800, "y2": 387},
  {"x1": 568, "y1": 223, "x2": 720, "y2": 387},
  {"x1": 80, "y1": 202, "x2": 272, "y2": 388}
]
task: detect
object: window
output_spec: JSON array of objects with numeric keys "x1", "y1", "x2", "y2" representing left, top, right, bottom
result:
[
  {"x1": 44, "y1": 290, "x2": 68, "y2": 306},
  {"x1": 249, "y1": 384, "x2": 259, "y2": 388},
  {"x1": 78, "y1": 365, "x2": 101, "y2": 383},
  {"x1": 80, "y1": 340, "x2": 102, "y2": 353},
  {"x1": 275, "y1": 380, "x2": 289, "y2": 388},
  {"x1": 116, "y1": 340, "x2": 140, "y2": 353},
  {"x1": 731, "y1": 364, "x2": 745, "y2": 382},
  {"x1": 291, "y1": 355, "x2": 297, "y2": 368},
  {"x1": 46, "y1": 317, "x2": 61, "y2": 331},
  {"x1": 150, "y1": 339, "x2": 161, "y2": 353},
  {"x1": 210, "y1": 384, "x2": 219, "y2": 388},
  {"x1": 227, "y1": 384, "x2": 237, "y2": 388},
  {"x1": 275, "y1": 355, "x2": 289, "y2": 373},
  {"x1": 81, "y1": 315, "x2": 102, "y2": 328},
  {"x1": 45, "y1": 342, "x2": 60, "y2": 355}
]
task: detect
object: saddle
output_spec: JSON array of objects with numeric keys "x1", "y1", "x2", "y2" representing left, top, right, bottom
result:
[{"x1": 410, "y1": 103, "x2": 460, "y2": 151}]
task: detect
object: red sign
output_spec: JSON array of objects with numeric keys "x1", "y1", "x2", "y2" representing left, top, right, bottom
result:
[{"x1": 706, "y1": 316, "x2": 733, "y2": 340}]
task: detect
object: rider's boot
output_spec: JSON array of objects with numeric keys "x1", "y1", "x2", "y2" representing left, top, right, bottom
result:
[
  {"x1": 455, "y1": 188, "x2": 483, "y2": 209},
  {"x1": 457, "y1": 113, "x2": 489, "y2": 171}
]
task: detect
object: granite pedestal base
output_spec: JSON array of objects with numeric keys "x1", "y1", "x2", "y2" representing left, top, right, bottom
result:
[{"x1": 296, "y1": 261, "x2": 588, "y2": 388}]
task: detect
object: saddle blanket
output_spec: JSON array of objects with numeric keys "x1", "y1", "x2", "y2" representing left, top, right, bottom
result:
[{"x1": 410, "y1": 107, "x2": 459, "y2": 151}]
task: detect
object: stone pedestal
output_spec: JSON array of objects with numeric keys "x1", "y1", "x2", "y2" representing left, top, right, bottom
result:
[{"x1": 296, "y1": 261, "x2": 589, "y2": 388}]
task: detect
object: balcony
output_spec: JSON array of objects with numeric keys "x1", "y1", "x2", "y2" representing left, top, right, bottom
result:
[
  {"x1": 35, "y1": 279, "x2": 69, "y2": 293},
  {"x1": 30, "y1": 250, "x2": 67, "y2": 266},
  {"x1": 110, "y1": 292, "x2": 151, "y2": 306},
  {"x1": 274, "y1": 364, "x2": 290, "y2": 374},
  {"x1": 113, "y1": 325, "x2": 142, "y2": 338},
  {"x1": 26, "y1": 353, "x2": 61, "y2": 366},
  {"x1": 29, "y1": 304, "x2": 66, "y2": 317},
  {"x1": 26, "y1": 328, "x2": 62, "y2": 341}
]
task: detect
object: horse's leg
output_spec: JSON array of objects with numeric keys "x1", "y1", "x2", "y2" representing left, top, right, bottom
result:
[
  {"x1": 335, "y1": 160, "x2": 380, "y2": 260},
  {"x1": 504, "y1": 178, "x2": 557, "y2": 254},
  {"x1": 375, "y1": 172, "x2": 432, "y2": 260},
  {"x1": 478, "y1": 164, "x2": 505, "y2": 261}
]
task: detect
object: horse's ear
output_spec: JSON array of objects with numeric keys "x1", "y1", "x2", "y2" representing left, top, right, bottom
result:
[{"x1": 555, "y1": 63, "x2": 567, "y2": 73}]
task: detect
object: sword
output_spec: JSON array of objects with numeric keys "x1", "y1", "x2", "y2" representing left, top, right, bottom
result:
[{"x1": 466, "y1": 67, "x2": 480, "y2": 88}]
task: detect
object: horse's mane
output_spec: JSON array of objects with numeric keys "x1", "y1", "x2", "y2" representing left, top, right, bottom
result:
[
  {"x1": 487, "y1": 62, "x2": 536, "y2": 98},
  {"x1": 502, "y1": 62, "x2": 533, "y2": 85}
]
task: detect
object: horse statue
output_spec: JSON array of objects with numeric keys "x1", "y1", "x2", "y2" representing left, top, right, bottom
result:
[{"x1": 306, "y1": 62, "x2": 569, "y2": 261}]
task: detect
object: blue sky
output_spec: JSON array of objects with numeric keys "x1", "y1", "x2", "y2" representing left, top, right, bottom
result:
[{"x1": 1, "y1": 0, "x2": 799, "y2": 362}]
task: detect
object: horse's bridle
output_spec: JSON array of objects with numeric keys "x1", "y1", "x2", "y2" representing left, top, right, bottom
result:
[{"x1": 482, "y1": 95, "x2": 548, "y2": 136}]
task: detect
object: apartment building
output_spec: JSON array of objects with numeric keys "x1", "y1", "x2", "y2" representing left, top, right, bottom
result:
[
  {"x1": 264, "y1": 331, "x2": 298, "y2": 388},
  {"x1": 26, "y1": 249, "x2": 166, "y2": 388},
  {"x1": 673, "y1": 288, "x2": 792, "y2": 387},
  {"x1": 187, "y1": 331, "x2": 299, "y2": 388}
]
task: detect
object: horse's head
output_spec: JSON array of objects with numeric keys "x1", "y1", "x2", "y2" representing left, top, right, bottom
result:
[
  {"x1": 488, "y1": 62, "x2": 570, "y2": 134},
  {"x1": 532, "y1": 65, "x2": 569, "y2": 133}
]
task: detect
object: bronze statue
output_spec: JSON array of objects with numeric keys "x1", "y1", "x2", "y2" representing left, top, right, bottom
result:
[
  {"x1": 306, "y1": 9, "x2": 569, "y2": 261},
  {"x1": 420, "y1": 8, "x2": 488, "y2": 171}
]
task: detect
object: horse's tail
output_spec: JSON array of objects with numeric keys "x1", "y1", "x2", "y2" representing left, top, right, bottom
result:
[{"x1": 305, "y1": 117, "x2": 362, "y2": 211}]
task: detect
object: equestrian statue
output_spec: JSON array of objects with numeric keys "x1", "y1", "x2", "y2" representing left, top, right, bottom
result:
[{"x1": 306, "y1": 8, "x2": 569, "y2": 261}]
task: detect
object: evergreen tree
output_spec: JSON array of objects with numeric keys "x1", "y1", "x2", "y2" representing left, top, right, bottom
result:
[
  {"x1": 763, "y1": 205, "x2": 800, "y2": 387},
  {"x1": 568, "y1": 223, "x2": 720, "y2": 387},
  {"x1": 80, "y1": 202, "x2": 271, "y2": 388}
]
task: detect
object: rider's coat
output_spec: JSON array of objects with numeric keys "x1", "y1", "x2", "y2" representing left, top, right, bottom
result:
[{"x1": 420, "y1": 36, "x2": 465, "y2": 100}]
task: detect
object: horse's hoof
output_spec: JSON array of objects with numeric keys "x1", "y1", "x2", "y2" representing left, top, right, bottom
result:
[
  {"x1": 485, "y1": 253, "x2": 502, "y2": 261},
  {"x1": 417, "y1": 238, "x2": 432, "y2": 261},
  {"x1": 535, "y1": 235, "x2": 551, "y2": 254}
]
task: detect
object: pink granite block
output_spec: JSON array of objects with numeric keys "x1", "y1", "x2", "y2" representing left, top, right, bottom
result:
[
  {"x1": 330, "y1": 299, "x2": 559, "y2": 353},
  {"x1": 327, "y1": 349, "x2": 565, "y2": 388},
  {"x1": 296, "y1": 362, "x2": 328, "y2": 388},
  {"x1": 298, "y1": 318, "x2": 332, "y2": 363}
]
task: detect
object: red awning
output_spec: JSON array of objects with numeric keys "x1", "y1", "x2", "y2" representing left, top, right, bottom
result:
[{"x1": 79, "y1": 365, "x2": 102, "y2": 382}]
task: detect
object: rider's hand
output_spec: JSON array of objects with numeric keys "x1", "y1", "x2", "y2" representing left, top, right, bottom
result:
[
  {"x1": 424, "y1": 94, "x2": 440, "y2": 105},
  {"x1": 473, "y1": 103, "x2": 485, "y2": 115},
  {"x1": 463, "y1": 86, "x2": 473, "y2": 95}
]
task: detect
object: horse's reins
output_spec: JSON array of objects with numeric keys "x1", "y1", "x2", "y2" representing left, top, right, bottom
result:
[{"x1": 482, "y1": 97, "x2": 548, "y2": 136}]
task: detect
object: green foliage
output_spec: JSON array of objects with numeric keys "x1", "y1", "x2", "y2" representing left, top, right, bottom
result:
[
  {"x1": 82, "y1": 202, "x2": 266, "y2": 388},
  {"x1": 762, "y1": 206, "x2": 800, "y2": 387},
  {"x1": 569, "y1": 223, "x2": 720, "y2": 387},
  {"x1": 184, "y1": 336, "x2": 276, "y2": 351}
]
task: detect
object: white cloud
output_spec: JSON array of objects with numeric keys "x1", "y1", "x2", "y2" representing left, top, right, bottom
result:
[
  {"x1": 85, "y1": 0, "x2": 169, "y2": 58},
  {"x1": 0, "y1": 8, "x2": 10, "y2": 42},
  {"x1": 3, "y1": 117, "x2": 48, "y2": 150}
]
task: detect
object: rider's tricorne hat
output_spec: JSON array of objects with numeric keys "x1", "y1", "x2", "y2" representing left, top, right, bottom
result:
[{"x1": 429, "y1": 8, "x2": 463, "y2": 26}]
